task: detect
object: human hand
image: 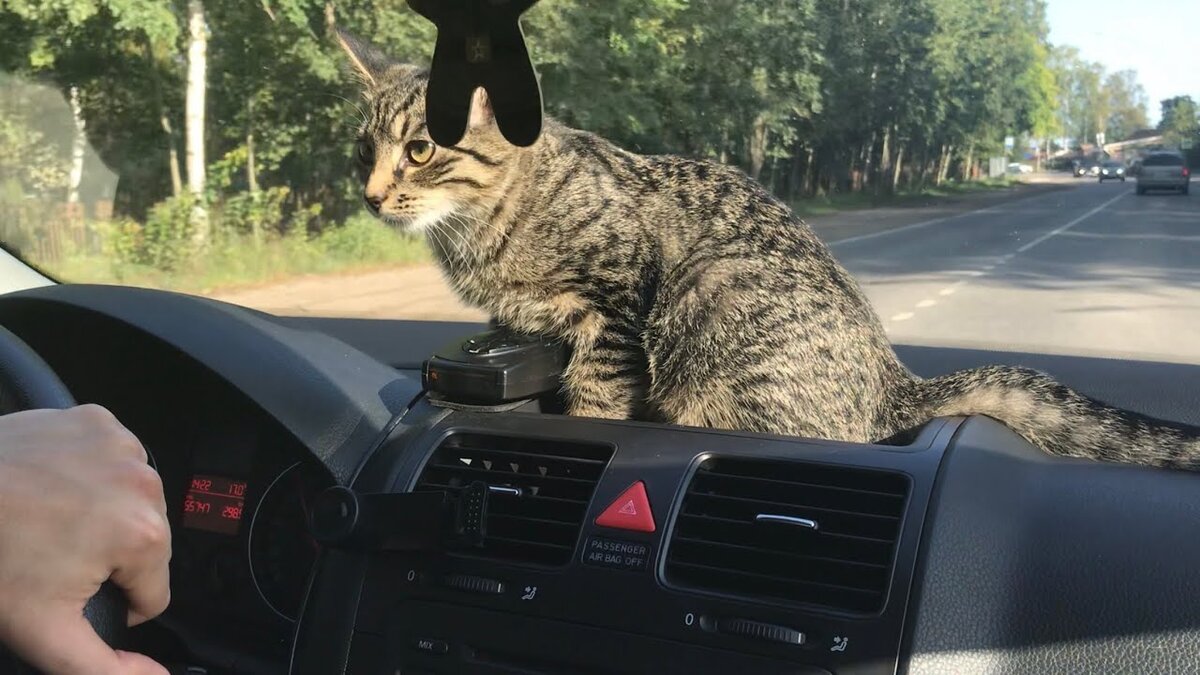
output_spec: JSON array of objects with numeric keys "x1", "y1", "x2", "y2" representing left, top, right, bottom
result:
[{"x1": 0, "y1": 406, "x2": 170, "y2": 674}]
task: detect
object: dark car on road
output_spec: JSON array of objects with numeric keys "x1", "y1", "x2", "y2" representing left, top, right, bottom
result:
[
  {"x1": 1136, "y1": 152, "x2": 1191, "y2": 195},
  {"x1": 1098, "y1": 160, "x2": 1126, "y2": 182}
]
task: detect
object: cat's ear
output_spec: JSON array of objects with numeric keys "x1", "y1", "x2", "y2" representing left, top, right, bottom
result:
[
  {"x1": 334, "y1": 28, "x2": 392, "y2": 88},
  {"x1": 468, "y1": 87, "x2": 495, "y2": 129}
]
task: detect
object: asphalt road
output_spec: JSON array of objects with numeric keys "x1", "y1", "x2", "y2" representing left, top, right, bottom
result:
[
  {"x1": 822, "y1": 178, "x2": 1200, "y2": 365},
  {"x1": 215, "y1": 177, "x2": 1200, "y2": 365}
]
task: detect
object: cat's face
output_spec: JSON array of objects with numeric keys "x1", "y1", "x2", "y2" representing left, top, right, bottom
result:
[{"x1": 338, "y1": 32, "x2": 515, "y2": 233}]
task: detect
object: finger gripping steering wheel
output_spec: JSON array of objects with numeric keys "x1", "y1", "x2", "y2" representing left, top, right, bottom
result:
[{"x1": 0, "y1": 325, "x2": 128, "y2": 674}]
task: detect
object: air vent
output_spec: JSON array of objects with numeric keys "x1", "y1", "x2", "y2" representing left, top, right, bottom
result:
[
  {"x1": 415, "y1": 433, "x2": 613, "y2": 566},
  {"x1": 665, "y1": 457, "x2": 909, "y2": 613}
]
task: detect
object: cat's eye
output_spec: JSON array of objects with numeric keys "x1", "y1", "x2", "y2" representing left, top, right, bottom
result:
[
  {"x1": 355, "y1": 139, "x2": 374, "y2": 165},
  {"x1": 406, "y1": 140, "x2": 435, "y2": 165}
]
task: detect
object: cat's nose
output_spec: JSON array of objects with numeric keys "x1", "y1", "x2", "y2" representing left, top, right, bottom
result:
[{"x1": 364, "y1": 192, "x2": 384, "y2": 214}]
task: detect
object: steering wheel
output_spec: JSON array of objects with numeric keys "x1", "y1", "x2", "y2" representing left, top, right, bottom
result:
[{"x1": 0, "y1": 325, "x2": 128, "y2": 674}]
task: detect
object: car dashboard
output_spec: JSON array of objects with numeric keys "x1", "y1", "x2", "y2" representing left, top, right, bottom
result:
[
  {"x1": 2, "y1": 285, "x2": 1200, "y2": 675},
  {"x1": 0, "y1": 294, "x2": 337, "y2": 672}
]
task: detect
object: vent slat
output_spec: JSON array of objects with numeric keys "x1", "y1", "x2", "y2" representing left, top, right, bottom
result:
[
  {"x1": 667, "y1": 561, "x2": 883, "y2": 600},
  {"x1": 692, "y1": 471, "x2": 906, "y2": 499},
  {"x1": 693, "y1": 473, "x2": 904, "y2": 514},
  {"x1": 675, "y1": 514, "x2": 893, "y2": 565},
  {"x1": 677, "y1": 514, "x2": 895, "y2": 545},
  {"x1": 672, "y1": 536, "x2": 889, "y2": 571},
  {"x1": 425, "y1": 462, "x2": 598, "y2": 485},
  {"x1": 486, "y1": 513, "x2": 580, "y2": 529},
  {"x1": 484, "y1": 535, "x2": 574, "y2": 551},
  {"x1": 414, "y1": 434, "x2": 613, "y2": 567},
  {"x1": 445, "y1": 444, "x2": 610, "y2": 467},
  {"x1": 665, "y1": 458, "x2": 908, "y2": 614},
  {"x1": 687, "y1": 492, "x2": 900, "y2": 522},
  {"x1": 669, "y1": 538, "x2": 887, "y2": 590},
  {"x1": 488, "y1": 514, "x2": 579, "y2": 541},
  {"x1": 417, "y1": 482, "x2": 589, "y2": 507}
]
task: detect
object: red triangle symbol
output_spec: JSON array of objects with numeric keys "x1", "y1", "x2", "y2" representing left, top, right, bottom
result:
[{"x1": 595, "y1": 481, "x2": 655, "y2": 533}]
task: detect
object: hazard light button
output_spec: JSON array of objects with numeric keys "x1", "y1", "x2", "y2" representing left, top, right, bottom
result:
[{"x1": 595, "y1": 481, "x2": 655, "y2": 533}]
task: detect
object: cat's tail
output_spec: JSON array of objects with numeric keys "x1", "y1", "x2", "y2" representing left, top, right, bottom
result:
[{"x1": 918, "y1": 365, "x2": 1200, "y2": 470}]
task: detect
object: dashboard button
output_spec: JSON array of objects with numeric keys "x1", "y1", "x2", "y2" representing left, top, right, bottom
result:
[
  {"x1": 717, "y1": 617, "x2": 806, "y2": 646},
  {"x1": 443, "y1": 573, "x2": 505, "y2": 595},
  {"x1": 595, "y1": 481, "x2": 656, "y2": 533},
  {"x1": 412, "y1": 638, "x2": 450, "y2": 655}
]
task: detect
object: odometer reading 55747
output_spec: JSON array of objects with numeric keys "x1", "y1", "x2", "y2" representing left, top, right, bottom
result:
[{"x1": 182, "y1": 475, "x2": 248, "y2": 535}]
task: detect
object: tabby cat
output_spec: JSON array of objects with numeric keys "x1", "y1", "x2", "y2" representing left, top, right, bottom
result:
[{"x1": 337, "y1": 31, "x2": 1200, "y2": 469}]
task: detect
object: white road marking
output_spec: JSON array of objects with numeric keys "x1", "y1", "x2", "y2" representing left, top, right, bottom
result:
[
  {"x1": 827, "y1": 190, "x2": 1060, "y2": 247},
  {"x1": 1108, "y1": 210, "x2": 1197, "y2": 218},
  {"x1": 857, "y1": 187, "x2": 1135, "y2": 330},
  {"x1": 1059, "y1": 231, "x2": 1200, "y2": 243},
  {"x1": 939, "y1": 280, "x2": 967, "y2": 296},
  {"x1": 1015, "y1": 191, "x2": 1129, "y2": 253}
]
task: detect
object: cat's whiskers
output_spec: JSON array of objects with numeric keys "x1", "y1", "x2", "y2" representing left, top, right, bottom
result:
[
  {"x1": 425, "y1": 219, "x2": 457, "y2": 260},
  {"x1": 444, "y1": 214, "x2": 484, "y2": 262},
  {"x1": 427, "y1": 215, "x2": 473, "y2": 264},
  {"x1": 454, "y1": 210, "x2": 512, "y2": 256}
]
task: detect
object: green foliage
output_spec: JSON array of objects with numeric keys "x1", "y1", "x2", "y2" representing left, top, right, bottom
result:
[
  {"x1": 51, "y1": 198, "x2": 430, "y2": 292},
  {"x1": 114, "y1": 193, "x2": 196, "y2": 270},
  {"x1": 316, "y1": 212, "x2": 427, "y2": 264},
  {"x1": 0, "y1": 73, "x2": 69, "y2": 193},
  {"x1": 1102, "y1": 71, "x2": 1149, "y2": 142},
  {"x1": 1160, "y1": 96, "x2": 1199, "y2": 146},
  {"x1": 1159, "y1": 96, "x2": 1200, "y2": 166},
  {"x1": 219, "y1": 186, "x2": 290, "y2": 237},
  {"x1": 1052, "y1": 47, "x2": 1150, "y2": 146}
]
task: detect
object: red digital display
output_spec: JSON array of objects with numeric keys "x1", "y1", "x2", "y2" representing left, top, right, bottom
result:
[{"x1": 182, "y1": 475, "x2": 248, "y2": 535}]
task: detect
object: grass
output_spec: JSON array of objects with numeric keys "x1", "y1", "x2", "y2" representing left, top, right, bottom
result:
[
  {"x1": 42, "y1": 214, "x2": 432, "y2": 294},
  {"x1": 789, "y1": 177, "x2": 1018, "y2": 218}
]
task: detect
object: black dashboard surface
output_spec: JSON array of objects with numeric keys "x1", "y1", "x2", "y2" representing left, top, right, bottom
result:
[
  {"x1": 285, "y1": 316, "x2": 1200, "y2": 674},
  {"x1": 284, "y1": 316, "x2": 1200, "y2": 428},
  {"x1": 0, "y1": 286, "x2": 1197, "y2": 674}
]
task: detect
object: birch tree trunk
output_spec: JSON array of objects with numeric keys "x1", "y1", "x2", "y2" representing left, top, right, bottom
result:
[
  {"x1": 67, "y1": 86, "x2": 86, "y2": 205},
  {"x1": 186, "y1": 0, "x2": 209, "y2": 244}
]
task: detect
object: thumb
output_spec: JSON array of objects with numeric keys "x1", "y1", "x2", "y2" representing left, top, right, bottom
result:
[{"x1": 11, "y1": 607, "x2": 165, "y2": 675}]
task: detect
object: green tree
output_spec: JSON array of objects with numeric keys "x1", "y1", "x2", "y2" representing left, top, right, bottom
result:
[
  {"x1": 1102, "y1": 70, "x2": 1149, "y2": 142},
  {"x1": 1, "y1": 0, "x2": 183, "y2": 214},
  {"x1": 1160, "y1": 96, "x2": 1199, "y2": 147},
  {"x1": 1160, "y1": 96, "x2": 1199, "y2": 166}
]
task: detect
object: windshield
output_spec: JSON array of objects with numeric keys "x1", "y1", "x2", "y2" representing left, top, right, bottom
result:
[
  {"x1": 1144, "y1": 154, "x2": 1185, "y2": 166},
  {"x1": 1, "y1": 1, "x2": 1197, "y2": 363}
]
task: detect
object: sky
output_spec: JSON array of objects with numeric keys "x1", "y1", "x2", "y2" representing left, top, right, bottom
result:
[{"x1": 1045, "y1": 0, "x2": 1199, "y2": 126}]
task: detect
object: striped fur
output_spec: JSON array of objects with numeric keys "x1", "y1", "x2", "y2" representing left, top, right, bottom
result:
[{"x1": 340, "y1": 36, "x2": 1200, "y2": 470}]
